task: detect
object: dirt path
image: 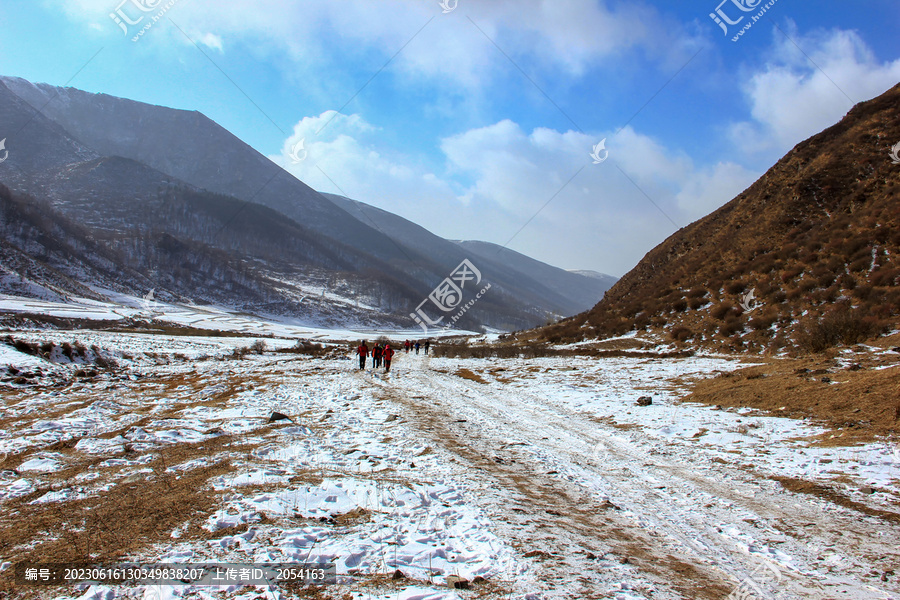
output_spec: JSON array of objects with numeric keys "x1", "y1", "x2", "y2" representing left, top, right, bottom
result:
[{"x1": 363, "y1": 354, "x2": 900, "y2": 599}]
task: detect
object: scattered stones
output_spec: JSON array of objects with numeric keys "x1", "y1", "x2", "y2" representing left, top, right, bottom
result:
[
  {"x1": 385, "y1": 414, "x2": 399, "y2": 422},
  {"x1": 848, "y1": 364, "x2": 862, "y2": 371},
  {"x1": 391, "y1": 569, "x2": 405, "y2": 580},
  {"x1": 821, "y1": 377, "x2": 832, "y2": 383},
  {"x1": 446, "y1": 575, "x2": 469, "y2": 589},
  {"x1": 524, "y1": 550, "x2": 551, "y2": 560},
  {"x1": 860, "y1": 486, "x2": 876, "y2": 495},
  {"x1": 471, "y1": 575, "x2": 487, "y2": 585},
  {"x1": 268, "y1": 412, "x2": 293, "y2": 423},
  {"x1": 636, "y1": 396, "x2": 653, "y2": 406}
]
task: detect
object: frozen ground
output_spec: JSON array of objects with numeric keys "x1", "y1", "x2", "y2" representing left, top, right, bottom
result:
[
  {"x1": 0, "y1": 293, "x2": 466, "y2": 340},
  {"x1": 0, "y1": 328, "x2": 898, "y2": 599}
]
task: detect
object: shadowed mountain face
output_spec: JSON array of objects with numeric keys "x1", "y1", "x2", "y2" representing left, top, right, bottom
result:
[
  {"x1": 323, "y1": 194, "x2": 617, "y2": 320},
  {"x1": 0, "y1": 76, "x2": 615, "y2": 330},
  {"x1": 538, "y1": 82, "x2": 900, "y2": 351}
]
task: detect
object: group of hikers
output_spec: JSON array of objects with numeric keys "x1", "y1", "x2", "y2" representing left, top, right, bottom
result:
[{"x1": 355, "y1": 338, "x2": 431, "y2": 372}]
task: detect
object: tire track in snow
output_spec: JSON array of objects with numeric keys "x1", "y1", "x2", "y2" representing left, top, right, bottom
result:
[
  {"x1": 366, "y1": 357, "x2": 899, "y2": 599},
  {"x1": 368, "y1": 365, "x2": 733, "y2": 598}
]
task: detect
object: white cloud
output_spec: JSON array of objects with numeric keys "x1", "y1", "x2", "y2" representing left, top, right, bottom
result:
[
  {"x1": 50, "y1": 0, "x2": 697, "y2": 88},
  {"x1": 270, "y1": 111, "x2": 458, "y2": 227},
  {"x1": 676, "y1": 162, "x2": 759, "y2": 221},
  {"x1": 198, "y1": 32, "x2": 223, "y2": 52},
  {"x1": 271, "y1": 113, "x2": 758, "y2": 275},
  {"x1": 730, "y1": 25, "x2": 900, "y2": 157}
]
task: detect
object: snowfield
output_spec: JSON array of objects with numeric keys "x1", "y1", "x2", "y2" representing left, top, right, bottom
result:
[{"x1": 0, "y1": 328, "x2": 898, "y2": 600}]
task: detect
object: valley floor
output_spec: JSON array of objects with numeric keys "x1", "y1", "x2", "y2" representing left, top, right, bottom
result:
[{"x1": 0, "y1": 330, "x2": 898, "y2": 599}]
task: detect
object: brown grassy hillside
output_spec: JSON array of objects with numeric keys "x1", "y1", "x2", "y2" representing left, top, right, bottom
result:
[{"x1": 541, "y1": 82, "x2": 900, "y2": 353}]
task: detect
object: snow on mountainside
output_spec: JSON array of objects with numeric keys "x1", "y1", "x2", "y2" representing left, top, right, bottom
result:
[{"x1": 0, "y1": 76, "x2": 613, "y2": 332}]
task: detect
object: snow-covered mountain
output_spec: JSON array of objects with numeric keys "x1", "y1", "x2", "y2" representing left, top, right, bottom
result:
[{"x1": 0, "y1": 75, "x2": 615, "y2": 330}]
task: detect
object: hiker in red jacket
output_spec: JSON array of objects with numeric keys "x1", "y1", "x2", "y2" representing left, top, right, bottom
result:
[
  {"x1": 383, "y1": 343, "x2": 395, "y2": 373},
  {"x1": 373, "y1": 343, "x2": 383, "y2": 368},
  {"x1": 356, "y1": 341, "x2": 369, "y2": 370}
]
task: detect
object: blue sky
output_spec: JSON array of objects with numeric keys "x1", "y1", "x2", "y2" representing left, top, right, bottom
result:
[{"x1": 2, "y1": 0, "x2": 899, "y2": 276}]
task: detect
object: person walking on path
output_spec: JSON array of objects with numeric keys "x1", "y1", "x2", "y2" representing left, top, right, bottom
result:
[
  {"x1": 356, "y1": 341, "x2": 369, "y2": 370},
  {"x1": 373, "y1": 343, "x2": 383, "y2": 368},
  {"x1": 424, "y1": 340, "x2": 430, "y2": 355},
  {"x1": 415, "y1": 341, "x2": 420, "y2": 355},
  {"x1": 383, "y1": 343, "x2": 395, "y2": 373},
  {"x1": 404, "y1": 340, "x2": 410, "y2": 353}
]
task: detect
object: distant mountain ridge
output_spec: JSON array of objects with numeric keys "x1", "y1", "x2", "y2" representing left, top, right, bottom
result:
[{"x1": 0, "y1": 75, "x2": 616, "y2": 331}]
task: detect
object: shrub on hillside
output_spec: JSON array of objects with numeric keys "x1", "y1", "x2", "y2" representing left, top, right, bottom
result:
[
  {"x1": 719, "y1": 317, "x2": 743, "y2": 337},
  {"x1": 796, "y1": 303, "x2": 879, "y2": 353},
  {"x1": 781, "y1": 267, "x2": 803, "y2": 283},
  {"x1": 725, "y1": 281, "x2": 747, "y2": 295},
  {"x1": 711, "y1": 302, "x2": 735, "y2": 321},
  {"x1": 750, "y1": 312, "x2": 777, "y2": 331},
  {"x1": 871, "y1": 267, "x2": 900, "y2": 287},
  {"x1": 670, "y1": 326, "x2": 692, "y2": 342},
  {"x1": 688, "y1": 297, "x2": 710, "y2": 310}
]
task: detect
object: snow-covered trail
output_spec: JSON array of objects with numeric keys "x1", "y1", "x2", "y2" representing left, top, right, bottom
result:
[
  {"x1": 361, "y1": 352, "x2": 900, "y2": 599},
  {"x1": 2, "y1": 331, "x2": 897, "y2": 600}
]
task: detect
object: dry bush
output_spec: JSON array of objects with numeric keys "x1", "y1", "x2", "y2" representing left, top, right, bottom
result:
[
  {"x1": 710, "y1": 302, "x2": 735, "y2": 321},
  {"x1": 750, "y1": 312, "x2": 777, "y2": 331},
  {"x1": 725, "y1": 281, "x2": 747, "y2": 295},
  {"x1": 670, "y1": 326, "x2": 692, "y2": 342},
  {"x1": 277, "y1": 340, "x2": 331, "y2": 357},
  {"x1": 688, "y1": 297, "x2": 710, "y2": 310},
  {"x1": 719, "y1": 317, "x2": 743, "y2": 337},
  {"x1": 796, "y1": 303, "x2": 880, "y2": 353}
]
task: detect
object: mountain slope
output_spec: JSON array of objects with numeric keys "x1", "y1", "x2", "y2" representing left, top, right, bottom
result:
[
  {"x1": 454, "y1": 240, "x2": 616, "y2": 312},
  {"x1": 0, "y1": 75, "x2": 616, "y2": 331},
  {"x1": 0, "y1": 76, "x2": 412, "y2": 264},
  {"x1": 0, "y1": 80, "x2": 417, "y2": 325},
  {"x1": 539, "y1": 82, "x2": 900, "y2": 351},
  {"x1": 324, "y1": 193, "x2": 613, "y2": 319}
]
